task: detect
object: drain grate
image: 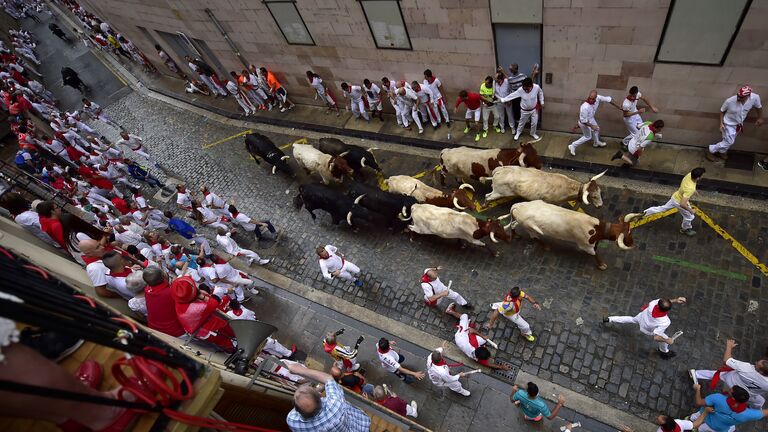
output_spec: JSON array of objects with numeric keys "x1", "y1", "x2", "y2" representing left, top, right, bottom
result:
[{"x1": 491, "y1": 360, "x2": 519, "y2": 384}]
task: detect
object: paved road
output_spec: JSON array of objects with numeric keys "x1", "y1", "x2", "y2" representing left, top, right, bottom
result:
[{"x1": 24, "y1": 16, "x2": 768, "y2": 427}]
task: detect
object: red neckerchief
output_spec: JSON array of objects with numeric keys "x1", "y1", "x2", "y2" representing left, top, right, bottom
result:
[
  {"x1": 426, "y1": 76, "x2": 435, "y2": 84},
  {"x1": 377, "y1": 347, "x2": 389, "y2": 355},
  {"x1": 231, "y1": 309, "x2": 243, "y2": 317},
  {"x1": 109, "y1": 267, "x2": 132, "y2": 278},
  {"x1": 433, "y1": 357, "x2": 447, "y2": 366},
  {"x1": 626, "y1": 94, "x2": 637, "y2": 101},
  {"x1": 641, "y1": 302, "x2": 668, "y2": 318},
  {"x1": 173, "y1": 253, "x2": 184, "y2": 260},
  {"x1": 726, "y1": 396, "x2": 748, "y2": 413},
  {"x1": 585, "y1": 98, "x2": 596, "y2": 105},
  {"x1": 203, "y1": 191, "x2": 209, "y2": 197},
  {"x1": 421, "y1": 274, "x2": 432, "y2": 283},
  {"x1": 231, "y1": 211, "x2": 239, "y2": 218},
  {"x1": 649, "y1": 124, "x2": 659, "y2": 133}
]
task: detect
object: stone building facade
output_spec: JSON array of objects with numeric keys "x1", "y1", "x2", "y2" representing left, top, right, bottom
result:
[{"x1": 77, "y1": 0, "x2": 768, "y2": 152}]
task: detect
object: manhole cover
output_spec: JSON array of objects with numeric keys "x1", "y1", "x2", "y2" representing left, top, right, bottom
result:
[{"x1": 491, "y1": 359, "x2": 519, "y2": 384}]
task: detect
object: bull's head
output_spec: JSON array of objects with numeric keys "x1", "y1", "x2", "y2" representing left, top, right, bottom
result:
[
  {"x1": 449, "y1": 184, "x2": 475, "y2": 210},
  {"x1": 329, "y1": 155, "x2": 354, "y2": 180},
  {"x1": 272, "y1": 155, "x2": 292, "y2": 175},
  {"x1": 615, "y1": 213, "x2": 643, "y2": 250},
  {"x1": 581, "y1": 170, "x2": 606, "y2": 207},
  {"x1": 518, "y1": 143, "x2": 542, "y2": 169},
  {"x1": 360, "y1": 148, "x2": 381, "y2": 171},
  {"x1": 473, "y1": 218, "x2": 512, "y2": 243}
]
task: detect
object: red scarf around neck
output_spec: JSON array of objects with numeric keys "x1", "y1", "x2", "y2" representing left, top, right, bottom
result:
[{"x1": 726, "y1": 396, "x2": 748, "y2": 413}]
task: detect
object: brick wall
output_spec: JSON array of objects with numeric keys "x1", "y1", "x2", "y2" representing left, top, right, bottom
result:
[{"x1": 77, "y1": 0, "x2": 768, "y2": 151}]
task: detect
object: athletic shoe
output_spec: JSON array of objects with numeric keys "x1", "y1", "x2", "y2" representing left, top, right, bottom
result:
[
  {"x1": 758, "y1": 160, "x2": 768, "y2": 171},
  {"x1": 249, "y1": 288, "x2": 260, "y2": 295},
  {"x1": 611, "y1": 151, "x2": 623, "y2": 161},
  {"x1": 280, "y1": 107, "x2": 287, "y2": 112},
  {"x1": 354, "y1": 279, "x2": 363, "y2": 287},
  {"x1": 409, "y1": 401, "x2": 418, "y2": 418},
  {"x1": 602, "y1": 317, "x2": 609, "y2": 323},
  {"x1": 531, "y1": 133, "x2": 540, "y2": 140},
  {"x1": 513, "y1": 132, "x2": 521, "y2": 141},
  {"x1": 258, "y1": 259, "x2": 270, "y2": 265},
  {"x1": 592, "y1": 141, "x2": 607, "y2": 148},
  {"x1": 704, "y1": 150, "x2": 717, "y2": 161},
  {"x1": 523, "y1": 334, "x2": 535, "y2": 342},
  {"x1": 463, "y1": 126, "x2": 470, "y2": 134},
  {"x1": 660, "y1": 350, "x2": 677, "y2": 360},
  {"x1": 482, "y1": 130, "x2": 488, "y2": 138},
  {"x1": 475, "y1": 134, "x2": 481, "y2": 142},
  {"x1": 494, "y1": 126, "x2": 501, "y2": 133},
  {"x1": 459, "y1": 389, "x2": 471, "y2": 396},
  {"x1": 500, "y1": 129, "x2": 506, "y2": 134},
  {"x1": 568, "y1": 144, "x2": 577, "y2": 156},
  {"x1": 418, "y1": 129, "x2": 424, "y2": 134},
  {"x1": 680, "y1": 228, "x2": 696, "y2": 237}
]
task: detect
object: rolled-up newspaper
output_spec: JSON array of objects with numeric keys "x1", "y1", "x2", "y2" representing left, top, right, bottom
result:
[
  {"x1": 464, "y1": 369, "x2": 482, "y2": 375},
  {"x1": 486, "y1": 339, "x2": 498, "y2": 349},
  {"x1": 670, "y1": 330, "x2": 684, "y2": 342}
]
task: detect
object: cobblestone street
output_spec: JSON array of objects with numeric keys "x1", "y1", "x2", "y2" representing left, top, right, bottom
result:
[{"x1": 85, "y1": 90, "x2": 767, "y2": 422}]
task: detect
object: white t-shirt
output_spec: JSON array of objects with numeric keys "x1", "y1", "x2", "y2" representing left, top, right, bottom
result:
[
  {"x1": 722, "y1": 358, "x2": 768, "y2": 399},
  {"x1": 500, "y1": 84, "x2": 544, "y2": 111},
  {"x1": 414, "y1": 86, "x2": 435, "y2": 104},
  {"x1": 656, "y1": 420, "x2": 693, "y2": 432},
  {"x1": 622, "y1": 93, "x2": 642, "y2": 125},
  {"x1": 14, "y1": 211, "x2": 58, "y2": 247},
  {"x1": 176, "y1": 192, "x2": 192, "y2": 208},
  {"x1": 86, "y1": 260, "x2": 108, "y2": 288},
  {"x1": 421, "y1": 269, "x2": 448, "y2": 300},
  {"x1": 216, "y1": 233, "x2": 240, "y2": 255},
  {"x1": 310, "y1": 76, "x2": 326, "y2": 95},
  {"x1": 397, "y1": 88, "x2": 418, "y2": 108},
  {"x1": 377, "y1": 348, "x2": 401, "y2": 373},
  {"x1": 318, "y1": 245, "x2": 344, "y2": 279},
  {"x1": 233, "y1": 212, "x2": 256, "y2": 232},
  {"x1": 204, "y1": 192, "x2": 226, "y2": 209},
  {"x1": 635, "y1": 298, "x2": 671, "y2": 337},
  {"x1": 198, "y1": 265, "x2": 219, "y2": 285},
  {"x1": 721, "y1": 93, "x2": 762, "y2": 126},
  {"x1": 423, "y1": 77, "x2": 443, "y2": 101},
  {"x1": 578, "y1": 95, "x2": 612, "y2": 124},
  {"x1": 426, "y1": 348, "x2": 459, "y2": 385},
  {"x1": 454, "y1": 314, "x2": 484, "y2": 361},
  {"x1": 364, "y1": 83, "x2": 380, "y2": 103},
  {"x1": 345, "y1": 85, "x2": 364, "y2": 102},
  {"x1": 227, "y1": 308, "x2": 257, "y2": 321},
  {"x1": 116, "y1": 134, "x2": 143, "y2": 151}
]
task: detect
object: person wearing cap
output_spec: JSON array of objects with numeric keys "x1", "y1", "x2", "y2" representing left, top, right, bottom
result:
[
  {"x1": 420, "y1": 266, "x2": 470, "y2": 309},
  {"x1": 171, "y1": 274, "x2": 236, "y2": 352},
  {"x1": 484, "y1": 286, "x2": 541, "y2": 342},
  {"x1": 568, "y1": 89, "x2": 623, "y2": 156},
  {"x1": 603, "y1": 296, "x2": 687, "y2": 359},
  {"x1": 706, "y1": 85, "x2": 763, "y2": 161},
  {"x1": 445, "y1": 305, "x2": 511, "y2": 370}
]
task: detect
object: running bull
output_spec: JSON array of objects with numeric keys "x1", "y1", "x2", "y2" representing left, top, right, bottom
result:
[
  {"x1": 293, "y1": 144, "x2": 354, "y2": 184},
  {"x1": 384, "y1": 175, "x2": 476, "y2": 210},
  {"x1": 244, "y1": 133, "x2": 294, "y2": 176},
  {"x1": 318, "y1": 137, "x2": 381, "y2": 174},
  {"x1": 294, "y1": 183, "x2": 382, "y2": 228},
  {"x1": 439, "y1": 142, "x2": 542, "y2": 185},
  {"x1": 482, "y1": 167, "x2": 606, "y2": 207},
  {"x1": 505, "y1": 200, "x2": 642, "y2": 270}
]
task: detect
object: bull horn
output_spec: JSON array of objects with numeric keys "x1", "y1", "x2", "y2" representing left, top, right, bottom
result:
[
  {"x1": 453, "y1": 197, "x2": 466, "y2": 210},
  {"x1": 590, "y1": 169, "x2": 607, "y2": 182},
  {"x1": 459, "y1": 183, "x2": 474, "y2": 191},
  {"x1": 360, "y1": 157, "x2": 366, "y2": 167},
  {"x1": 354, "y1": 194, "x2": 365, "y2": 205},
  {"x1": 272, "y1": 166, "x2": 277, "y2": 175},
  {"x1": 280, "y1": 155, "x2": 290, "y2": 160},
  {"x1": 518, "y1": 152, "x2": 526, "y2": 167},
  {"x1": 339, "y1": 151, "x2": 350, "y2": 157},
  {"x1": 347, "y1": 211, "x2": 353, "y2": 226},
  {"x1": 369, "y1": 147, "x2": 379, "y2": 152},
  {"x1": 623, "y1": 212, "x2": 644, "y2": 223},
  {"x1": 617, "y1": 232, "x2": 633, "y2": 250},
  {"x1": 581, "y1": 188, "x2": 590, "y2": 205},
  {"x1": 398, "y1": 213, "x2": 411, "y2": 221},
  {"x1": 490, "y1": 231, "x2": 499, "y2": 243},
  {"x1": 497, "y1": 214, "x2": 511, "y2": 221}
]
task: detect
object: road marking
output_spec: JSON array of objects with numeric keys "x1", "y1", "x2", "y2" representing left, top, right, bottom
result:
[
  {"x1": 202, "y1": 129, "x2": 252, "y2": 149},
  {"x1": 281, "y1": 137, "x2": 306, "y2": 150},
  {"x1": 93, "y1": 53, "x2": 128, "y2": 86},
  {"x1": 652, "y1": 255, "x2": 748, "y2": 281},
  {"x1": 693, "y1": 206, "x2": 768, "y2": 277},
  {"x1": 567, "y1": 200, "x2": 586, "y2": 214},
  {"x1": 412, "y1": 165, "x2": 440, "y2": 179},
  {"x1": 630, "y1": 208, "x2": 677, "y2": 229}
]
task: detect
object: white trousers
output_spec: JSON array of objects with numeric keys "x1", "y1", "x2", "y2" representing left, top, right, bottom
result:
[
  {"x1": 234, "y1": 94, "x2": 255, "y2": 114},
  {"x1": 246, "y1": 88, "x2": 268, "y2": 106},
  {"x1": 644, "y1": 197, "x2": 695, "y2": 230},
  {"x1": 516, "y1": 109, "x2": 538, "y2": 136},
  {"x1": 225, "y1": 274, "x2": 255, "y2": 288},
  {"x1": 494, "y1": 307, "x2": 532, "y2": 335},
  {"x1": 350, "y1": 99, "x2": 369, "y2": 120},
  {"x1": 199, "y1": 74, "x2": 227, "y2": 96},
  {"x1": 264, "y1": 337, "x2": 292, "y2": 358},
  {"x1": 571, "y1": 122, "x2": 601, "y2": 147},
  {"x1": 608, "y1": 315, "x2": 669, "y2": 352},
  {"x1": 425, "y1": 289, "x2": 467, "y2": 306},
  {"x1": 433, "y1": 98, "x2": 450, "y2": 123},
  {"x1": 435, "y1": 379, "x2": 468, "y2": 394},
  {"x1": 336, "y1": 261, "x2": 361, "y2": 282},
  {"x1": 482, "y1": 104, "x2": 498, "y2": 131},
  {"x1": 392, "y1": 100, "x2": 403, "y2": 125},
  {"x1": 416, "y1": 103, "x2": 438, "y2": 127},
  {"x1": 495, "y1": 102, "x2": 514, "y2": 131},
  {"x1": 236, "y1": 247, "x2": 262, "y2": 262},
  {"x1": 694, "y1": 370, "x2": 766, "y2": 408},
  {"x1": 622, "y1": 117, "x2": 642, "y2": 146},
  {"x1": 708, "y1": 124, "x2": 737, "y2": 154},
  {"x1": 96, "y1": 113, "x2": 121, "y2": 129},
  {"x1": 399, "y1": 103, "x2": 422, "y2": 131},
  {"x1": 205, "y1": 219, "x2": 229, "y2": 231}
]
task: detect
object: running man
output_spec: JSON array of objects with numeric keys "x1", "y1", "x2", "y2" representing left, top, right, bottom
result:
[
  {"x1": 642, "y1": 167, "x2": 704, "y2": 236},
  {"x1": 485, "y1": 286, "x2": 540, "y2": 342}
]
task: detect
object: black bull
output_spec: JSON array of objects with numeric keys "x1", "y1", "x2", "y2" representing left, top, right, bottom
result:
[
  {"x1": 245, "y1": 133, "x2": 294, "y2": 176},
  {"x1": 318, "y1": 137, "x2": 380, "y2": 173},
  {"x1": 294, "y1": 183, "x2": 386, "y2": 229}
]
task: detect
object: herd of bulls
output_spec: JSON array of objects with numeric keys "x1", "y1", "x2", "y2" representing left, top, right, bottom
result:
[{"x1": 244, "y1": 133, "x2": 642, "y2": 269}]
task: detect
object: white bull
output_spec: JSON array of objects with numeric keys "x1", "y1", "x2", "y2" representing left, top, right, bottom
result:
[
  {"x1": 385, "y1": 175, "x2": 444, "y2": 201},
  {"x1": 403, "y1": 204, "x2": 510, "y2": 253},
  {"x1": 293, "y1": 144, "x2": 353, "y2": 184},
  {"x1": 482, "y1": 167, "x2": 606, "y2": 207},
  {"x1": 507, "y1": 200, "x2": 642, "y2": 269}
]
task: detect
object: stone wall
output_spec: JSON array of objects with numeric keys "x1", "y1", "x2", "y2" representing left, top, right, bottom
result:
[{"x1": 77, "y1": 0, "x2": 768, "y2": 151}]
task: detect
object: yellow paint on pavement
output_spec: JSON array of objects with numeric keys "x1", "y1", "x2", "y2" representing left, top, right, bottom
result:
[
  {"x1": 202, "y1": 129, "x2": 252, "y2": 149},
  {"x1": 280, "y1": 137, "x2": 306, "y2": 150},
  {"x1": 630, "y1": 208, "x2": 677, "y2": 229},
  {"x1": 93, "y1": 53, "x2": 128, "y2": 86},
  {"x1": 412, "y1": 165, "x2": 441, "y2": 179},
  {"x1": 693, "y1": 206, "x2": 768, "y2": 277}
]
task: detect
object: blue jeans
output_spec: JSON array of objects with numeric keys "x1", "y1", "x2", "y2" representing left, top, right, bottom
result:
[
  {"x1": 395, "y1": 354, "x2": 415, "y2": 384},
  {"x1": 254, "y1": 220, "x2": 276, "y2": 239}
]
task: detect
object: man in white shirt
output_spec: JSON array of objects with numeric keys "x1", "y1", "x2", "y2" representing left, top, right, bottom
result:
[
  {"x1": 102, "y1": 251, "x2": 136, "y2": 300},
  {"x1": 341, "y1": 82, "x2": 370, "y2": 121},
  {"x1": 426, "y1": 347, "x2": 470, "y2": 396},
  {"x1": 316, "y1": 245, "x2": 363, "y2": 287},
  {"x1": 228, "y1": 204, "x2": 276, "y2": 241},
  {"x1": 381, "y1": 77, "x2": 403, "y2": 126},
  {"x1": 376, "y1": 338, "x2": 425, "y2": 384},
  {"x1": 492, "y1": 72, "x2": 513, "y2": 134},
  {"x1": 81, "y1": 98, "x2": 122, "y2": 130},
  {"x1": 604, "y1": 297, "x2": 687, "y2": 359},
  {"x1": 568, "y1": 89, "x2": 622, "y2": 156},
  {"x1": 200, "y1": 186, "x2": 229, "y2": 218},
  {"x1": 215, "y1": 227, "x2": 269, "y2": 266},
  {"x1": 499, "y1": 77, "x2": 544, "y2": 141},
  {"x1": 397, "y1": 86, "x2": 423, "y2": 134},
  {"x1": 692, "y1": 338, "x2": 768, "y2": 408},
  {"x1": 445, "y1": 306, "x2": 510, "y2": 370},
  {"x1": 212, "y1": 257, "x2": 260, "y2": 297},
  {"x1": 411, "y1": 81, "x2": 439, "y2": 131},
  {"x1": 620, "y1": 86, "x2": 657, "y2": 146},
  {"x1": 420, "y1": 266, "x2": 470, "y2": 308},
  {"x1": 116, "y1": 131, "x2": 156, "y2": 166},
  {"x1": 706, "y1": 85, "x2": 763, "y2": 161},
  {"x1": 175, "y1": 184, "x2": 193, "y2": 212},
  {"x1": 363, "y1": 79, "x2": 383, "y2": 121},
  {"x1": 423, "y1": 69, "x2": 451, "y2": 126}
]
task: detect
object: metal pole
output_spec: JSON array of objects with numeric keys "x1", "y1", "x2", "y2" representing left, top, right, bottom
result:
[{"x1": 204, "y1": 8, "x2": 249, "y2": 69}]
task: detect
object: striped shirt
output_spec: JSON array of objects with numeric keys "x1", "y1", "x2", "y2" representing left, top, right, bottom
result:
[{"x1": 508, "y1": 72, "x2": 527, "y2": 91}]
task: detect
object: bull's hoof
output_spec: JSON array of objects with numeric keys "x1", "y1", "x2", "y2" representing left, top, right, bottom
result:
[{"x1": 597, "y1": 263, "x2": 608, "y2": 271}]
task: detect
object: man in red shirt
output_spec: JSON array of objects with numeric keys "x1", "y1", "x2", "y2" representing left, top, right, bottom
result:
[
  {"x1": 372, "y1": 385, "x2": 418, "y2": 418},
  {"x1": 35, "y1": 201, "x2": 66, "y2": 249},
  {"x1": 171, "y1": 274, "x2": 235, "y2": 351},
  {"x1": 454, "y1": 90, "x2": 482, "y2": 142},
  {"x1": 141, "y1": 266, "x2": 186, "y2": 337}
]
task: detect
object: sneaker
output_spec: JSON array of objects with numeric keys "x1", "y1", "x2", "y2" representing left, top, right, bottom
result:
[
  {"x1": 568, "y1": 144, "x2": 577, "y2": 156},
  {"x1": 418, "y1": 129, "x2": 424, "y2": 134},
  {"x1": 459, "y1": 389, "x2": 471, "y2": 396},
  {"x1": 482, "y1": 130, "x2": 488, "y2": 138},
  {"x1": 680, "y1": 228, "x2": 696, "y2": 236},
  {"x1": 494, "y1": 126, "x2": 501, "y2": 133},
  {"x1": 409, "y1": 401, "x2": 418, "y2": 418},
  {"x1": 660, "y1": 350, "x2": 677, "y2": 360},
  {"x1": 531, "y1": 133, "x2": 540, "y2": 140},
  {"x1": 602, "y1": 317, "x2": 610, "y2": 323},
  {"x1": 463, "y1": 126, "x2": 470, "y2": 134},
  {"x1": 500, "y1": 129, "x2": 506, "y2": 134},
  {"x1": 280, "y1": 107, "x2": 287, "y2": 113},
  {"x1": 758, "y1": 160, "x2": 768, "y2": 171},
  {"x1": 258, "y1": 258, "x2": 270, "y2": 265},
  {"x1": 593, "y1": 141, "x2": 607, "y2": 148},
  {"x1": 523, "y1": 334, "x2": 535, "y2": 342},
  {"x1": 354, "y1": 279, "x2": 363, "y2": 287},
  {"x1": 445, "y1": 302, "x2": 456, "y2": 314},
  {"x1": 704, "y1": 150, "x2": 717, "y2": 161},
  {"x1": 513, "y1": 132, "x2": 521, "y2": 141},
  {"x1": 249, "y1": 288, "x2": 260, "y2": 295},
  {"x1": 611, "y1": 151, "x2": 623, "y2": 161},
  {"x1": 475, "y1": 134, "x2": 481, "y2": 142}
]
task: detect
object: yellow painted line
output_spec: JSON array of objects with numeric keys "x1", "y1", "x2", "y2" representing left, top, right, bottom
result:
[
  {"x1": 693, "y1": 206, "x2": 768, "y2": 277},
  {"x1": 631, "y1": 208, "x2": 677, "y2": 229},
  {"x1": 376, "y1": 171, "x2": 388, "y2": 191},
  {"x1": 476, "y1": 197, "x2": 513, "y2": 213},
  {"x1": 412, "y1": 165, "x2": 441, "y2": 179},
  {"x1": 93, "y1": 53, "x2": 128, "y2": 85},
  {"x1": 280, "y1": 137, "x2": 306, "y2": 150},
  {"x1": 202, "y1": 129, "x2": 253, "y2": 149},
  {"x1": 566, "y1": 200, "x2": 586, "y2": 214}
]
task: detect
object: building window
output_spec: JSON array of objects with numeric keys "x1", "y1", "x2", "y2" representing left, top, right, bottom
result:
[
  {"x1": 359, "y1": 0, "x2": 411, "y2": 50},
  {"x1": 655, "y1": 0, "x2": 752, "y2": 65},
  {"x1": 265, "y1": 1, "x2": 315, "y2": 45}
]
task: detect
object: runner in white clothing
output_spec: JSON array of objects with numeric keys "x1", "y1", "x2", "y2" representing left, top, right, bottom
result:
[
  {"x1": 423, "y1": 69, "x2": 451, "y2": 125},
  {"x1": 316, "y1": 244, "x2": 363, "y2": 287},
  {"x1": 363, "y1": 79, "x2": 384, "y2": 121},
  {"x1": 376, "y1": 338, "x2": 425, "y2": 383},
  {"x1": 411, "y1": 81, "x2": 439, "y2": 130},
  {"x1": 381, "y1": 77, "x2": 403, "y2": 126},
  {"x1": 604, "y1": 297, "x2": 686, "y2": 359},
  {"x1": 492, "y1": 72, "x2": 513, "y2": 133},
  {"x1": 341, "y1": 83, "x2": 370, "y2": 121},
  {"x1": 426, "y1": 347, "x2": 470, "y2": 396},
  {"x1": 215, "y1": 228, "x2": 269, "y2": 266},
  {"x1": 568, "y1": 90, "x2": 622, "y2": 156},
  {"x1": 396, "y1": 86, "x2": 423, "y2": 133},
  {"x1": 692, "y1": 338, "x2": 768, "y2": 408},
  {"x1": 116, "y1": 131, "x2": 157, "y2": 166},
  {"x1": 306, "y1": 71, "x2": 339, "y2": 115},
  {"x1": 200, "y1": 186, "x2": 230, "y2": 218},
  {"x1": 81, "y1": 98, "x2": 122, "y2": 130},
  {"x1": 620, "y1": 86, "x2": 658, "y2": 146},
  {"x1": 420, "y1": 266, "x2": 470, "y2": 308},
  {"x1": 706, "y1": 85, "x2": 763, "y2": 161},
  {"x1": 225, "y1": 78, "x2": 256, "y2": 116},
  {"x1": 498, "y1": 77, "x2": 544, "y2": 141},
  {"x1": 228, "y1": 204, "x2": 276, "y2": 241},
  {"x1": 445, "y1": 306, "x2": 510, "y2": 370}
]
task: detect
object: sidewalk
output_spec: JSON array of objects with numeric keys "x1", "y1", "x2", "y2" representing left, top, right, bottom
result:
[{"x1": 68, "y1": 30, "x2": 768, "y2": 200}]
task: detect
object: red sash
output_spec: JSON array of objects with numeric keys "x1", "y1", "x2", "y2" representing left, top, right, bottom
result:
[
  {"x1": 710, "y1": 365, "x2": 734, "y2": 390},
  {"x1": 422, "y1": 274, "x2": 437, "y2": 307}
]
